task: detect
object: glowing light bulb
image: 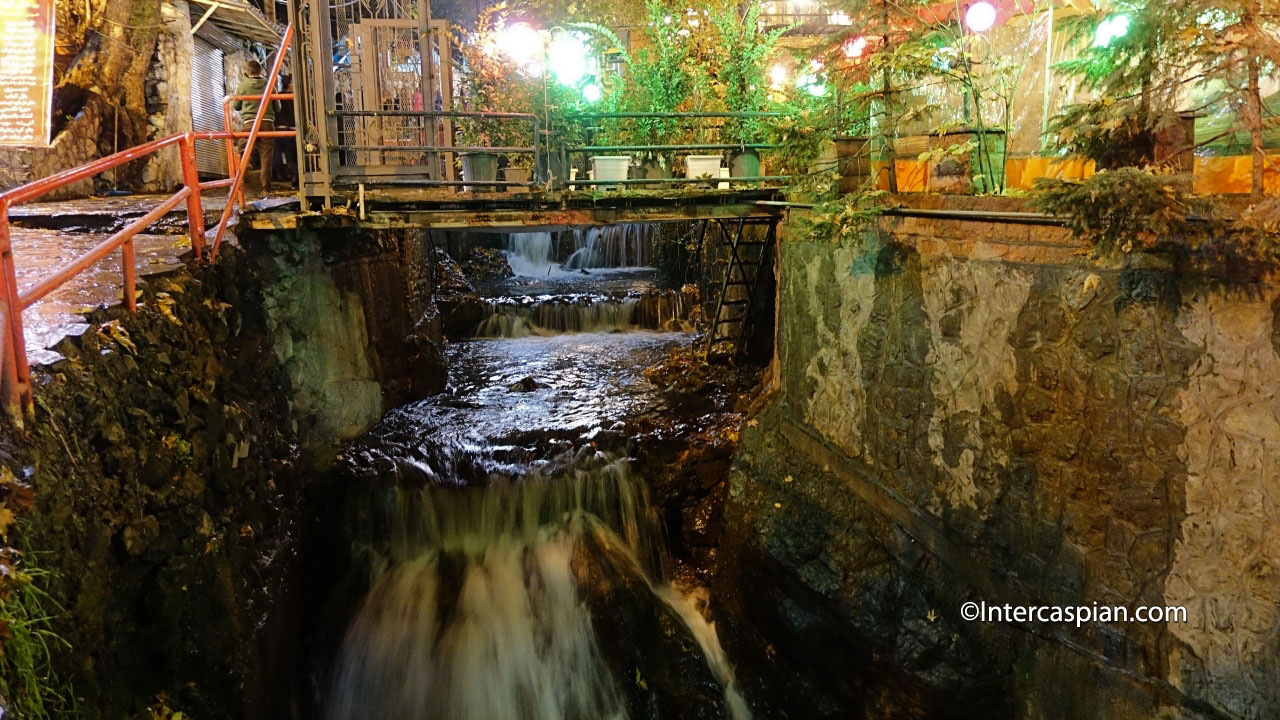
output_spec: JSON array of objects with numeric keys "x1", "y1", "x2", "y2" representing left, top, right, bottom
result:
[
  {"x1": 498, "y1": 23, "x2": 544, "y2": 75},
  {"x1": 964, "y1": 1, "x2": 997, "y2": 33},
  {"x1": 843, "y1": 35, "x2": 867, "y2": 58},
  {"x1": 1093, "y1": 14, "x2": 1131, "y2": 47},
  {"x1": 769, "y1": 64, "x2": 788, "y2": 89},
  {"x1": 582, "y1": 83, "x2": 603, "y2": 103},
  {"x1": 548, "y1": 33, "x2": 589, "y2": 86}
]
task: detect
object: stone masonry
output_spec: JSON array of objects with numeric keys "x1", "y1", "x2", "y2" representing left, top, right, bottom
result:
[{"x1": 717, "y1": 196, "x2": 1280, "y2": 720}]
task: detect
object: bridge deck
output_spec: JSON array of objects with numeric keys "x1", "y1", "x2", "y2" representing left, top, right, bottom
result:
[{"x1": 243, "y1": 187, "x2": 785, "y2": 233}]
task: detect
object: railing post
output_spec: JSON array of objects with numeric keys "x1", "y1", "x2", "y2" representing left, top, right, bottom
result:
[
  {"x1": 0, "y1": 205, "x2": 29, "y2": 420},
  {"x1": 179, "y1": 134, "x2": 207, "y2": 261},
  {"x1": 122, "y1": 238, "x2": 136, "y2": 313}
]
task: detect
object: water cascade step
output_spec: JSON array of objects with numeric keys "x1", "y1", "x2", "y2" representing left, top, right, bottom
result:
[
  {"x1": 563, "y1": 225, "x2": 655, "y2": 270},
  {"x1": 471, "y1": 291, "x2": 694, "y2": 338},
  {"x1": 324, "y1": 450, "x2": 750, "y2": 720}
]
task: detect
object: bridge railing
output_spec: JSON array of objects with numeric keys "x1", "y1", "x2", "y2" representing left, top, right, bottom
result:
[
  {"x1": 0, "y1": 24, "x2": 295, "y2": 424},
  {"x1": 556, "y1": 111, "x2": 787, "y2": 188},
  {"x1": 328, "y1": 110, "x2": 542, "y2": 189}
]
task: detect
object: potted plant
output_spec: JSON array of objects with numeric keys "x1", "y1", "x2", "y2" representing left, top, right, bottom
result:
[
  {"x1": 713, "y1": 3, "x2": 786, "y2": 178},
  {"x1": 456, "y1": 6, "x2": 538, "y2": 192},
  {"x1": 610, "y1": 0, "x2": 693, "y2": 186}
]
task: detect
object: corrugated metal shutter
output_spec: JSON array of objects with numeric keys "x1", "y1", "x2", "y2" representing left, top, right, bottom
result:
[{"x1": 191, "y1": 38, "x2": 228, "y2": 176}]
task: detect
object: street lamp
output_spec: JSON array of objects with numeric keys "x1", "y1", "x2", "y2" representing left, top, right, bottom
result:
[{"x1": 964, "y1": 2, "x2": 997, "y2": 33}]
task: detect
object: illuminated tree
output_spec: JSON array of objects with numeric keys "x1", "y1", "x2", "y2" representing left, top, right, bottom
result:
[{"x1": 1050, "y1": 0, "x2": 1280, "y2": 196}]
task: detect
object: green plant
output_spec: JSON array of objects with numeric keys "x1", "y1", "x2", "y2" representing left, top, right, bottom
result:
[
  {"x1": 1048, "y1": 1, "x2": 1280, "y2": 195},
  {"x1": 0, "y1": 555, "x2": 71, "y2": 720},
  {"x1": 799, "y1": 190, "x2": 887, "y2": 244},
  {"x1": 1028, "y1": 168, "x2": 1210, "y2": 258},
  {"x1": 766, "y1": 91, "x2": 840, "y2": 200},
  {"x1": 712, "y1": 4, "x2": 786, "y2": 145},
  {"x1": 617, "y1": 0, "x2": 693, "y2": 155},
  {"x1": 0, "y1": 466, "x2": 71, "y2": 720},
  {"x1": 454, "y1": 5, "x2": 539, "y2": 158}
]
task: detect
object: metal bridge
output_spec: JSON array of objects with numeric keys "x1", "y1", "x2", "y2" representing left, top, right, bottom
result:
[{"x1": 0, "y1": 15, "x2": 787, "y2": 423}]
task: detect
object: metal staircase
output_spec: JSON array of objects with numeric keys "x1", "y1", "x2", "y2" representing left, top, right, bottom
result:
[{"x1": 704, "y1": 218, "x2": 776, "y2": 360}]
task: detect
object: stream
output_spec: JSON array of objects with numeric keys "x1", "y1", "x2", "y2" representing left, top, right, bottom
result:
[{"x1": 315, "y1": 228, "x2": 750, "y2": 720}]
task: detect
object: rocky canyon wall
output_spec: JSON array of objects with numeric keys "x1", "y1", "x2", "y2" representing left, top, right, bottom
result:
[
  {"x1": 6, "y1": 227, "x2": 444, "y2": 719},
  {"x1": 718, "y1": 197, "x2": 1280, "y2": 720}
]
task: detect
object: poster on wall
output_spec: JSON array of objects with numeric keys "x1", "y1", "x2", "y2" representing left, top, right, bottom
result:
[{"x1": 0, "y1": 0, "x2": 55, "y2": 147}]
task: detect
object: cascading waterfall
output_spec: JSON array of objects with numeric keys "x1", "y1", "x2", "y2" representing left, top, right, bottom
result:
[
  {"x1": 473, "y1": 292, "x2": 694, "y2": 338},
  {"x1": 564, "y1": 225, "x2": 655, "y2": 269},
  {"x1": 324, "y1": 450, "x2": 750, "y2": 720},
  {"x1": 505, "y1": 232, "x2": 557, "y2": 276}
]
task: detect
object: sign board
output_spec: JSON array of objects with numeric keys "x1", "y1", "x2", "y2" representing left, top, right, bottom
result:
[{"x1": 0, "y1": 0, "x2": 54, "y2": 147}]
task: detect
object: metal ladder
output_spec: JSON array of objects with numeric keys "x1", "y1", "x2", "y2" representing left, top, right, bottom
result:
[{"x1": 704, "y1": 218, "x2": 776, "y2": 360}]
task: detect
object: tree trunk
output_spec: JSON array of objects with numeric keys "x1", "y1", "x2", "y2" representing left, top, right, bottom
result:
[{"x1": 1247, "y1": 55, "x2": 1265, "y2": 197}]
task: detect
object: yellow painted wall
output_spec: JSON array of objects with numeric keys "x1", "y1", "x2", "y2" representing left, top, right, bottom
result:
[{"x1": 864, "y1": 156, "x2": 1275, "y2": 195}]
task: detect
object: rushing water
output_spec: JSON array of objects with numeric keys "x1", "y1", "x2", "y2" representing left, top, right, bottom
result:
[
  {"x1": 503, "y1": 226, "x2": 655, "y2": 278},
  {"x1": 564, "y1": 225, "x2": 655, "y2": 270},
  {"x1": 321, "y1": 237, "x2": 748, "y2": 719},
  {"x1": 472, "y1": 292, "x2": 693, "y2": 338}
]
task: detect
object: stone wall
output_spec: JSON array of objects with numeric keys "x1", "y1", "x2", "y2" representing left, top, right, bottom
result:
[
  {"x1": 717, "y1": 197, "x2": 1280, "y2": 720},
  {"x1": 8, "y1": 226, "x2": 444, "y2": 719},
  {"x1": 141, "y1": 0, "x2": 195, "y2": 192}
]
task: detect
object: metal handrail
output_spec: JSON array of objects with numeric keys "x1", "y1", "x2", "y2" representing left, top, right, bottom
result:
[
  {"x1": 0, "y1": 26, "x2": 296, "y2": 421},
  {"x1": 210, "y1": 22, "x2": 294, "y2": 261}
]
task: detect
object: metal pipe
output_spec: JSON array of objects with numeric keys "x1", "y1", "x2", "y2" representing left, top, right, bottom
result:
[
  {"x1": 337, "y1": 145, "x2": 535, "y2": 154},
  {"x1": 211, "y1": 23, "x2": 294, "y2": 262},
  {"x1": 0, "y1": 205, "x2": 23, "y2": 420},
  {"x1": 571, "y1": 176, "x2": 789, "y2": 186},
  {"x1": 752, "y1": 200, "x2": 1068, "y2": 226},
  {"x1": 566, "y1": 111, "x2": 783, "y2": 120},
  {"x1": 122, "y1": 237, "x2": 136, "y2": 313},
  {"x1": 570, "y1": 144, "x2": 775, "y2": 153},
  {"x1": 329, "y1": 110, "x2": 538, "y2": 119}
]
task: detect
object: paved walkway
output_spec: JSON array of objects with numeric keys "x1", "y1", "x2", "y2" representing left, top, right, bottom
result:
[{"x1": 6, "y1": 191, "x2": 245, "y2": 366}]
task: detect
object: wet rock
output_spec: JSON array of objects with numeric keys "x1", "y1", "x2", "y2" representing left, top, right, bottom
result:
[
  {"x1": 460, "y1": 246, "x2": 514, "y2": 282},
  {"x1": 121, "y1": 515, "x2": 161, "y2": 556},
  {"x1": 573, "y1": 529, "x2": 729, "y2": 720},
  {"x1": 439, "y1": 294, "x2": 488, "y2": 339},
  {"x1": 433, "y1": 252, "x2": 473, "y2": 300},
  {"x1": 507, "y1": 376, "x2": 543, "y2": 392}
]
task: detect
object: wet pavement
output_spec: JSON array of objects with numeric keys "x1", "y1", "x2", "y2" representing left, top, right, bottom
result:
[{"x1": 6, "y1": 191, "x2": 294, "y2": 366}]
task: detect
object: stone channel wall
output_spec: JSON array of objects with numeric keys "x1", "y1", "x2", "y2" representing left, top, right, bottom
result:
[
  {"x1": 6, "y1": 227, "x2": 444, "y2": 719},
  {"x1": 717, "y1": 197, "x2": 1280, "y2": 720}
]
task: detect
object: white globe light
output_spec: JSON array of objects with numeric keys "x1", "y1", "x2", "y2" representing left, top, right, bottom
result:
[
  {"x1": 582, "y1": 83, "x2": 603, "y2": 103},
  {"x1": 843, "y1": 36, "x2": 867, "y2": 58},
  {"x1": 548, "y1": 33, "x2": 589, "y2": 86},
  {"x1": 769, "y1": 64, "x2": 788, "y2": 89},
  {"x1": 964, "y1": 2, "x2": 997, "y2": 33},
  {"x1": 498, "y1": 23, "x2": 544, "y2": 73}
]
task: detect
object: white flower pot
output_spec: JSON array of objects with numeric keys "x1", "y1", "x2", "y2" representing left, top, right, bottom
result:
[
  {"x1": 685, "y1": 155, "x2": 723, "y2": 186},
  {"x1": 591, "y1": 156, "x2": 630, "y2": 190}
]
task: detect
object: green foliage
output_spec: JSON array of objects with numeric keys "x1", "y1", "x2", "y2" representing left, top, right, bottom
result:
[
  {"x1": 454, "y1": 4, "x2": 539, "y2": 158},
  {"x1": 799, "y1": 191, "x2": 887, "y2": 245},
  {"x1": 615, "y1": 0, "x2": 693, "y2": 150},
  {"x1": 1047, "y1": 0, "x2": 1280, "y2": 181},
  {"x1": 1028, "y1": 168, "x2": 1209, "y2": 258},
  {"x1": 711, "y1": 4, "x2": 787, "y2": 144},
  {"x1": 0, "y1": 549, "x2": 71, "y2": 720},
  {"x1": 765, "y1": 97, "x2": 839, "y2": 201}
]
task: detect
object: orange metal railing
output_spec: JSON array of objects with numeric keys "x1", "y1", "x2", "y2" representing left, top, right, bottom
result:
[{"x1": 0, "y1": 24, "x2": 294, "y2": 424}]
